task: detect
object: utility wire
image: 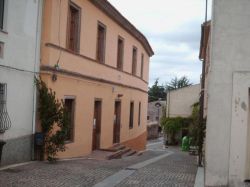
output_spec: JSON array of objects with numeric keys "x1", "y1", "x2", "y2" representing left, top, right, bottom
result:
[{"x1": 0, "y1": 64, "x2": 40, "y2": 74}]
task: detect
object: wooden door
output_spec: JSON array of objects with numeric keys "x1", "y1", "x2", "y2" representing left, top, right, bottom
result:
[
  {"x1": 113, "y1": 101, "x2": 121, "y2": 144},
  {"x1": 92, "y1": 100, "x2": 102, "y2": 150}
]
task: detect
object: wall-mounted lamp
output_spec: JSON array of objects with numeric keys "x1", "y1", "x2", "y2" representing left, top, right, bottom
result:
[
  {"x1": 117, "y1": 94, "x2": 123, "y2": 98},
  {"x1": 52, "y1": 73, "x2": 57, "y2": 82}
]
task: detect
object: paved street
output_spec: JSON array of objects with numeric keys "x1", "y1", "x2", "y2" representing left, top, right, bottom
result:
[{"x1": 0, "y1": 138, "x2": 197, "y2": 187}]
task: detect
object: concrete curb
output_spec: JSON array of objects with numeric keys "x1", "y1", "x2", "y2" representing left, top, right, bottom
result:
[
  {"x1": 194, "y1": 167, "x2": 205, "y2": 187},
  {"x1": 0, "y1": 161, "x2": 37, "y2": 171}
]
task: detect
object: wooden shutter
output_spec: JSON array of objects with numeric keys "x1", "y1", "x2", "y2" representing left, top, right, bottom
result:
[{"x1": 0, "y1": 0, "x2": 5, "y2": 30}]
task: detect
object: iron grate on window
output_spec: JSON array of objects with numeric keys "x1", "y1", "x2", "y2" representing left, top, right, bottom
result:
[{"x1": 0, "y1": 83, "x2": 11, "y2": 133}]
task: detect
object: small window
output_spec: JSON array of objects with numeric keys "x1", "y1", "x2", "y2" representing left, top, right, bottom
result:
[
  {"x1": 97, "y1": 23, "x2": 106, "y2": 64},
  {"x1": 132, "y1": 47, "x2": 137, "y2": 75},
  {"x1": 67, "y1": 2, "x2": 80, "y2": 52},
  {"x1": 0, "y1": 0, "x2": 5, "y2": 30},
  {"x1": 138, "y1": 102, "x2": 141, "y2": 126},
  {"x1": 156, "y1": 116, "x2": 159, "y2": 121},
  {"x1": 117, "y1": 37, "x2": 124, "y2": 70},
  {"x1": 129, "y1": 101, "x2": 134, "y2": 129},
  {"x1": 0, "y1": 42, "x2": 4, "y2": 58},
  {"x1": 64, "y1": 98, "x2": 75, "y2": 142},
  {"x1": 147, "y1": 116, "x2": 150, "y2": 120},
  {"x1": 141, "y1": 54, "x2": 144, "y2": 78}
]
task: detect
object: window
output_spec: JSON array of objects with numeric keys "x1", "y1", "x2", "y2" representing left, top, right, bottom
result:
[
  {"x1": 97, "y1": 23, "x2": 106, "y2": 64},
  {"x1": 141, "y1": 54, "x2": 144, "y2": 78},
  {"x1": 64, "y1": 98, "x2": 75, "y2": 141},
  {"x1": 0, "y1": 83, "x2": 11, "y2": 133},
  {"x1": 117, "y1": 37, "x2": 124, "y2": 70},
  {"x1": 147, "y1": 116, "x2": 150, "y2": 120},
  {"x1": 0, "y1": 42, "x2": 4, "y2": 58},
  {"x1": 67, "y1": 2, "x2": 80, "y2": 52},
  {"x1": 129, "y1": 101, "x2": 134, "y2": 129},
  {"x1": 138, "y1": 102, "x2": 141, "y2": 126},
  {"x1": 132, "y1": 47, "x2": 137, "y2": 75},
  {"x1": 0, "y1": 0, "x2": 4, "y2": 30}
]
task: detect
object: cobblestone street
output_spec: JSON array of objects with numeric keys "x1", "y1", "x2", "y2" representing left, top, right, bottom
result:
[{"x1": 0, "y1": 139, "x2": 197, "y2": 187}]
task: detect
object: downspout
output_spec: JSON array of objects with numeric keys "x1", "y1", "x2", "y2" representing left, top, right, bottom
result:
[
  {"x1": 205, "y1": 0, "x2": 208, "y2": 22},
  {"x1": 168, "y1": 90, "x2": 170, "y2": 118},
  {"x1": 199, "y1": 57, "x2": 206, "y2": 166},
  {"x1": 31, "y1": 0, "x2": 44, "y2": 160}
]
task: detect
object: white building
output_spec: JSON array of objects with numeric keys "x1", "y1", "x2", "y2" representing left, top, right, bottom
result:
[
  {"x1": 166, "y1": 84, "x2": 200, "y2": 118},
  {"x1": 0, "y1": 0, "x2": 43, "y2": 166},
  {"x1": 204, "y1": 0, "x2": 250, "y2": 186}
]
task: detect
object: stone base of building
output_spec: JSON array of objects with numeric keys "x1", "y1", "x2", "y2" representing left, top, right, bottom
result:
[
  {"x1": 122, "y1": 131, "x2": 147, "y2": 151},
  {"x1": 1, "y1": 135, "x2": 33, "y2": 166}
]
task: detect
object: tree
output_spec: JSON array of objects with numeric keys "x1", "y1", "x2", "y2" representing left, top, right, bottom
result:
[
  {"x1": 148, "y1": 78, "x2": 166, "y2": 102},
  {"x1": 166, "y1": 76, "x2": 192, "y2": 91},
  {"x1": 36, "y1": 78, "x2": 70, "y2": 162}
]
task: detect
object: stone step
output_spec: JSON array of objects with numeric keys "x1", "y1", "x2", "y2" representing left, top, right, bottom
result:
[
  {"x1": 122, "y1": 150, "x2": 137, "y2": 157},
  {"x1": 106, "y1": 147, "x2": 131, "y2": 160},
  {"x1": 136, "y1": 151, "x2": 144, "y2": 156},
  {"x1": 100, "y1": 144, "x2": 126, "y2": 152}
]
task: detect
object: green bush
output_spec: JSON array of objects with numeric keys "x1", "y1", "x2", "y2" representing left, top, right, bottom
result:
[
  {"x1": 189, "y1": 102, "x2": 200, "y2": 146},
  {"x1": 36, "y1": 78, "x2": 70, "y2": 162},
  {"x1": 161, "y1": 117, "x2": 184, "y2": 144}
]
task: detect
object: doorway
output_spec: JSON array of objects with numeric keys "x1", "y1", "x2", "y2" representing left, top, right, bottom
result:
[
  {"x1": 92, "y1": 100, "x2": 102, "y2": 150},
  {"x1": 113, "y1": 101, "x2": 121, "y2": 144}
]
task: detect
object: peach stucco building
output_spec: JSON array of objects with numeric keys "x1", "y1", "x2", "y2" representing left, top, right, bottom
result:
[{"x1": 39, "y1": 0, "x2": 153, "y2": 159}]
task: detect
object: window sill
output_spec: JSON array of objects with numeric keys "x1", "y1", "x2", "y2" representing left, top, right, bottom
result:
[{"x1": 65, "y1": 140, "x2": 74, "y2": 144}]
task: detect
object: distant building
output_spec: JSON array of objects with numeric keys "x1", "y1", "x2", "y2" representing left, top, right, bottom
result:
[
  {"x1": 147, "y1": 101, "x2": 166, "y2": 123},
  {"x1": 147, "y1": 100, "x2": 166, "y2": 140},
  {"x1": 166, "y1": 84, "x2": 200, "y2": 118},
  {"x1": 39, "y1": 0, "x2": 153, "y2": 159},
  {"x1": 200, "y1": 1, "x2": 250, "y2": 186},
  {"x1": 0, "y1": 0, "x2": 43, "y2": 166}
]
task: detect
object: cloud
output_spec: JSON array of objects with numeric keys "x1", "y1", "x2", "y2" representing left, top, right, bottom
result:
[
  {"x1": 108, "y1": 0, "x2": 212, "y2": 86},
  {"x1": 147, "y1": 20, "x2": 202, "y2": 50}
]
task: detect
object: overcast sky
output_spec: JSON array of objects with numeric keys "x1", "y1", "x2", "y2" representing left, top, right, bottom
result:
[{"x1": 108, "y1": 0, "x2": 212, "y2": 86}]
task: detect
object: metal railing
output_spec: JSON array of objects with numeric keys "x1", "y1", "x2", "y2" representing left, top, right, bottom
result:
[{"x1": 0, "y1": 83, "x2": 11, "y2": 133}]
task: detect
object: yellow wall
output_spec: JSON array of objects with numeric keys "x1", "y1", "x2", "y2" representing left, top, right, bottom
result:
[
  {"x1": 40, "y1": 0, "x2": 151, "y2": 158},
  {"x1": 41, "y1": 0, "x2": 150, "y2": 83}
]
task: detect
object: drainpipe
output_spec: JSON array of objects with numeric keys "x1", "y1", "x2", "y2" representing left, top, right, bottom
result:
[
  {"x1": 31, "y1": 0, "x2": 43, "y2": 160},
  {"x1": 167, "y1": 90, "x2": 170, "y2": 118},
  {"x1": 205, "y1": 0, "x2": 208, "y2": 22},
  {"x1": 198, "y1": 58, "x2": 205, "y2": 166}
]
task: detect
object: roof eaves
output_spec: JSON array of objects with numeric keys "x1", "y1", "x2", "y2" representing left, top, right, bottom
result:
[{"x1": 89, "y1": 0, "x2": 154, "y2": 57}]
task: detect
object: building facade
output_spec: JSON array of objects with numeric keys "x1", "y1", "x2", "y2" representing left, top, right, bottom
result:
[
  {"x1": 40, "y1": 0, "x2": 153, "y2": 159},
  {"x1": 200, "y1": 0, "x2": 250, "y2": 186},
  {"x1": 166, "y1": 84, "x2": 200, "y2": 118},
  {"x1": 0, "y1": 0, "x2": 43, "y2": 166}
]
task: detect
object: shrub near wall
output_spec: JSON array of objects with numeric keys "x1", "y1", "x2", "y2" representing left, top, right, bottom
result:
[
  {"x1": 161, "y1": 117, "x2": 191, "y2": 145},
  {"x1": 36, "y1": 79, "x2": 70, "y2": 162}
]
